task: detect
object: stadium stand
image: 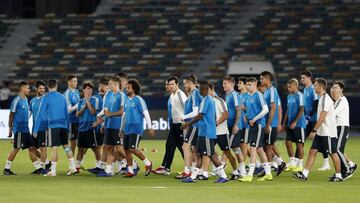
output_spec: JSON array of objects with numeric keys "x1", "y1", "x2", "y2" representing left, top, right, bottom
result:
[
  {"x1": 10, "y1": 0, "x2": 247, "y2": 96},
  {"x1": 208, "y1": 0, "x2": 360, "y2": 96}
]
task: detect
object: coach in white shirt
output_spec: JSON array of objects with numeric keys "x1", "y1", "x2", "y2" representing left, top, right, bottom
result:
[
  {"x1": 293, "y1": 78, "x2": 342, "y2": 182},
  {"x1": 330, "y1": 81, "x2": 357, "y2": 179},
  {"x1": 153, "y1": 76, "x2": 187, "y2": 175}
]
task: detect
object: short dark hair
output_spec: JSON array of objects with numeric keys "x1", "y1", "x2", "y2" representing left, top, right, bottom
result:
[
  {"x1": 199, "y1": 81, "x2": 210, "y2": 89},
  {"x1": 19, "y1": 81, "x2": 29, "y2": 89},
  {"x1": 109, "y1": 76, "x2": 121, "y2": 84},
  {"x1": 238, "y1": 76, "x2": 248, "y2": 84},
  {"x1": 246, "y1": 77, "x2": 258, "y2": 83},
  {"x1": 48, "y1": 79, "x2": 58, "y2": 89},
  {"x1": 223, "y1": 76, "x2": 235, "y2": 84},
  {"x1": 301, "y1": 70, "x2": 312, "y2": 78},
  {"x1": 185, "y1": 73, "x2": 197, "y2": 84},
  {"x1": 35, "y1": 80, "x2": 46, "y2": 88},
  {"x1": 315, "y1": 78, "x2": 327, "y2": 90},
  {"x1": 82, "y1": 81, "x2": 94, "y2": 89},
  {"x1": 334, "y1": 81, "x2": 345, "y2": 90},
  {"x1": 167, "y1": 76, "x2": 179, "y2": 84},
  {"x1": 260, "y1": 71, "x2": 273, "y2": 81},
  {"x1": 115, "y1": 72, "x2": 128, "y2": 79},
  {"x1": 128, "y1": 79, "x2": 142, "y2": 95},
  {"x1": 209, "y1": 82, "x2": 214, "y2": 90},
  {"x1": 98, "y1": 77, "x2": 109, "y2": 85},
  {"x1": 66, "y1": 74, "x2": 77, "y2": 82}
]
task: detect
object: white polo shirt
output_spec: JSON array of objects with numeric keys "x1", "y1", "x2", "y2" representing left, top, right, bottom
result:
[
  {"x1": 170, "y1": 89, "x2": 187, "y2": 124},
  {"x1": 213, "y1": 96, "x2": 229, "y2": 135},
  {"x1": 334, "y1": 96, "x2": 350, "y2": 127},
  {"x1": 317, "y1": 93, "x2": 337, "y2": 137}
]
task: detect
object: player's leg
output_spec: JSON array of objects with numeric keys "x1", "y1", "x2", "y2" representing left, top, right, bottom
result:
[
  {"x1": 176, "y1": 127, "x2": 196, "y2": 179},
  {"x1": 127, "y1": 134, "x2": 152, "y2": 176},
  {"x1": 3, "y1": 134, "x2": 20, "y2": 175}
]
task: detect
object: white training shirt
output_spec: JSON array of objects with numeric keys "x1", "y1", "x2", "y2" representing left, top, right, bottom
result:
[
  {"x1": 213, "y1": 96, "x2": 229, "y2": 135},
  {"x1": 334, "y1": 96, "x2": 350, "y2": 127},
  {"x1": 170, "y1": 89, "x2": 187, "y2": 124},
  {"x1": 317, "y1": 93, "x2": 337, "y2": 137}
]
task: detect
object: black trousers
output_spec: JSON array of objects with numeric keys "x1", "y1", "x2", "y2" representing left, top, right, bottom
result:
[
  {"x1": 337, "y1": 126, "x2": 350, "y2": 175},
  {"x1": 161, "y1": 123, "x2": 184, "y2": 170}
]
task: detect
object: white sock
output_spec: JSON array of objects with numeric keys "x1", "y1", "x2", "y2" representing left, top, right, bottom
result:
[
  {"x1": 45, "y1": 159, "x2": 50, "y2": 165},
  {"x1": 128, "y1": 165, "x2": 134, "y2": 174},
  {"x1": 99, "y1": 161, "x2": 105, "y2": 169},
  {"x1": 203, "y1": 171, "x2": 209, "y2": 178},
  {"x1": 69, "y1": 158, "x2": 76, "y2": 170},
  {"x1": 255, "y1": 160, "x2": 261, "y2": 168},
  {"x1": 323, "y1": 158, "x2": 330, "y2": 165},
  {"x1": 95, "y1": 161, "x2": 100, "y2": 168},
  {"x1": 238, "y1": 163, "x2": 246, "y2": 176},
  {"x1": 76, "y1": 160, "x2": 81, "y2": 168},
  {"x1": 263, "y1": 162, "x2": 271, "y2": 175},
  {"x1": 5, "y1": 160, "x2": 12, "y2": 169},
  {"x1": 133, "y1": 160, "x2": 138, "y2": 169},
  {"x1": 297, "y1": 159, "x2": 304, "y2": 168},
  {"x1": 190, "y1": 167, "x2": 199, "y2": 180},
  {"x1": 217, "y1": 166, "x2": 227, "y2": 179},
  {"x1": 191, "y1": 162, "x2": 196, "y2": 172},
  {"x1": 51, "y1": 162, "x2": 57, "y2": 174},
  {"x1": 40, "y1": 162, "x2": 45, "y2": 169},
  {"x1": 336, "y1": 173, "x2": 342, "y2": 179},
  {"x1": 289, "y1": 157, "x2": 296, "y2": 167},
  {"x1": 184, "y1": 166, "x2": 191, "y2": 174},
  {"x1": 120, "y1": 159, "x2": 127, "y2": 168},
  {"x1": 198, "y1": 169, "x2": 203, "y2": 176},
  {"x1": 248, "y1": 163, "x2": 255, "y2": 176},
  {"x1": 33, "y1": 161, "x2": 41, "y2": 170},
  {"x1": 272, "y1": 162, "x2": 278, "y2": 168},
  {"x1": 105, "y1": 165, "x2": 112, "y2": 174},
  {"x1": 232, "y1": 169, "x2": 239, "y2": 175},
  {"x1": 111, "y1": 162, "x2": 115, "y2": 174},
  {"x1": 348, "y1": 161, "x2": 355, "y2": 168},
  {"x1": 143, "y1": 158, "x2": 151, "y2": 166},
  {"x1": 273, "y1": 155, "x2": 283, "y2": 165},
  {"x1": 294, "y1": 158, "x2": 299, "y2": 166},
  {"x1": 302, "y1": 169, "x2": 309, "y2": 177}
]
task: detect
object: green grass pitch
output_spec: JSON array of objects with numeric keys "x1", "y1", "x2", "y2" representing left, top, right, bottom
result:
[{"x1": 0, "y1": 137, "x2": 359, "y2": 203}]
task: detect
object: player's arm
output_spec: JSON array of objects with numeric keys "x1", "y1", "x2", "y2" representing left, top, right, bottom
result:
[
  {"x1": 282, "y1": 109, "x2": 288, "y2": 130},
  {"x1": 65, "y1": 91, "x2": 78, "y2": 113},
  {"x1": 182, "y1": 106, "x2": 199, "y2": 120},
  {"x1": 8, "y1": 112, "x2": 14, "y2": 138},
  {"x1": 290, "y1": 106, "x2": 304, "y2": 129},
  {"x1": 266, "y1": 102, "x2": 276, "y2": 127},
  {"x1": 86, "y1": 99, "x2": 97, "y2": 115},
  {"x1": 277, "y1": 101, "x2": 283, "y2": 132},
  {"x1": 143, "y1": 110, "x2": 155, "y2": 136},
  {"x1": 76, "y1": 103, "x2": 87, "y2": 117},
  {"x1": 182, "y1": 113, "x2": 203, "y2": 129},
  {"x1": 309, "y1": 110, "x2": 327, "y2": 139},
  {"x1": 249, "y1": 104, "x2": 269, "y2": 126}
]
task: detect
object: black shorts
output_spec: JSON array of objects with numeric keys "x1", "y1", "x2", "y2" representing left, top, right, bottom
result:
[
  {"x1": 337, "y1": 126, "x2": 349, "y2": 153},
  {"x1": 13, "y1": 132, "x2": 34, "y2": 149},
  {"x1": 286, "y1": 128, "x2": 305, "y2": 143},
  {"x1": 229, "y1": 131, "x2": 241, "y2": 148},
  {"x1": 47, "y1": 128, "x2": 69, "y2": 147},
  {"x1": 77, "y1": 130, "x2": 98, "y2": 148},
  {"x1": 32, "y1": 131, "x2": 47, "y2": 148},
  {"x1": 239, "y1": 128, "x2": 249, "y2": 144},
  {"x1": 311, "y1": 135, "x2": 337, "y2": 155},
  {"x1": 68, "y1": 123, "x2": 79, "y2": 140},
  {"x1": 248, "y1": 124, "x2": 264, "y2": 148},
  {"x1": 216, "y1": 134, "x2": 230, "y2": 151},
  {"x1": 95, "y1": 129, "x2": 104, "y2": 146},
  {"x1": 265, "y1": 127, "x2": 278, "y2": 145},
  {"x1": 104, "y1": 129, "x2": 122, "y2": 146},
  {"x1": 124, "y1": 134, "x2": 141, "y2": 150},
  {"x1": 196, "y1": 136, "x2": 215, "y2": 156},
  {"x1": 184, "y1": 126, "x2": 198, "y2": 146},
  {"x1": 305, "y1": 121, "x2": 316, "y2": 138}
]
